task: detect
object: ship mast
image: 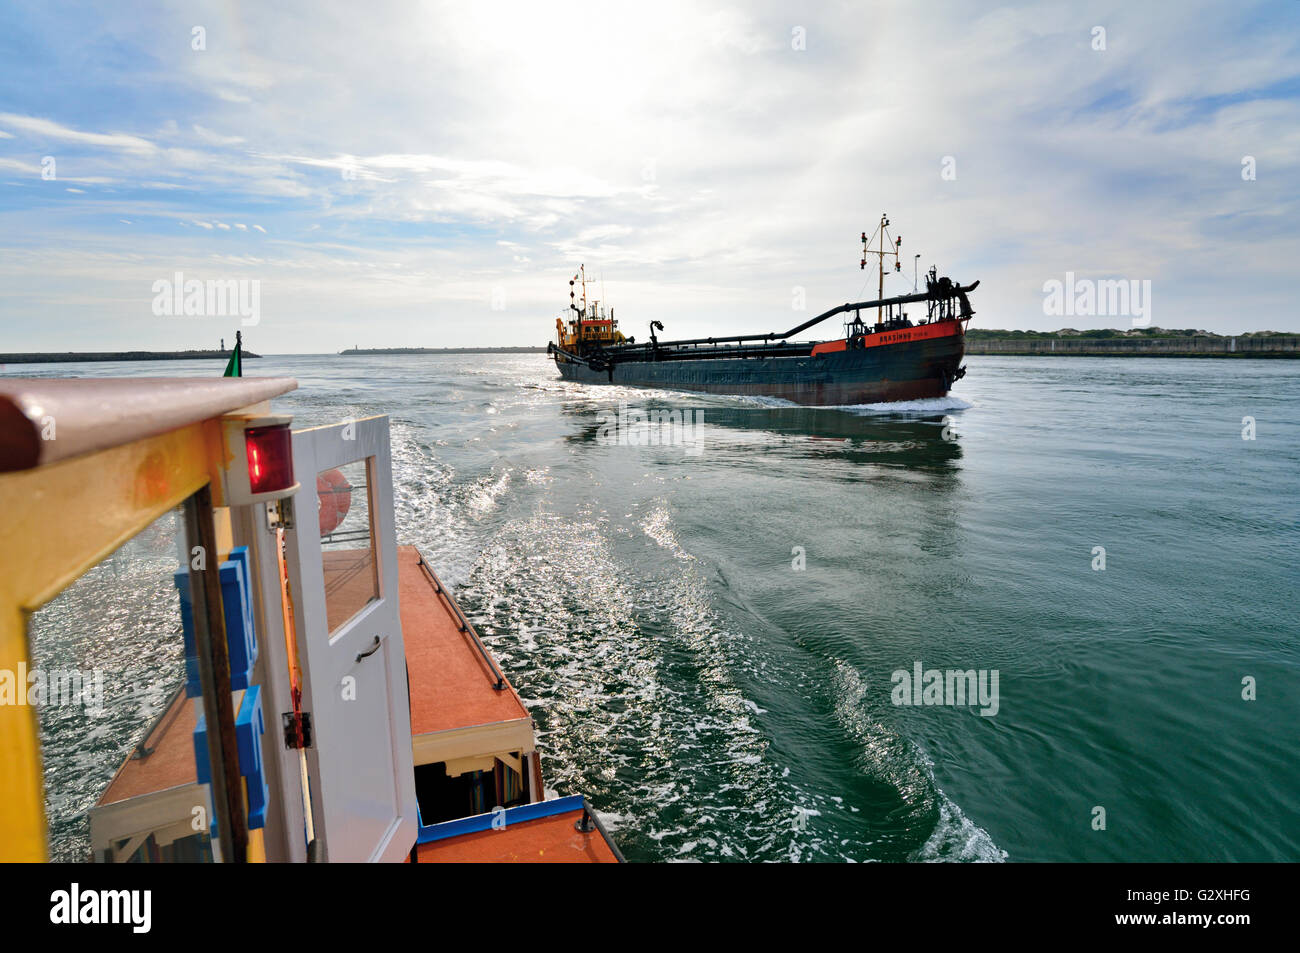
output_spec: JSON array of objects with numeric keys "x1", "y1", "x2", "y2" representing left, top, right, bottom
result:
[
  {"x1": 570, "y1": 264, "x2": 588, "y2": 319},
  {"x1": 861, "y1": 213, "x2": 902, "y2": 325}
]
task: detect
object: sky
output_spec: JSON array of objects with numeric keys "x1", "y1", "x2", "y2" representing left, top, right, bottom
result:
[{"x1": 1, "y1": 0, "x2": 1298, "y2": 353}]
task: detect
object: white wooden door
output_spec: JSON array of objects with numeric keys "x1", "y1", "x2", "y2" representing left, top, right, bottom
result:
[{"x1": 283, "y1": 416, "x2": 416, "y2": 862}]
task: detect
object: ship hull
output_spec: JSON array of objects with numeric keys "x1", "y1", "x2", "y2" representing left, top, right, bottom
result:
[{"x1": 554, "y1": 326, "x2": 966, "y2": 406}]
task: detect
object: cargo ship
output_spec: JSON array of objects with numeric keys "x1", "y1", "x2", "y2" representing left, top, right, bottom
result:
[{"x1": 548, "y1": 216, "x2": 978, "y2": 405}]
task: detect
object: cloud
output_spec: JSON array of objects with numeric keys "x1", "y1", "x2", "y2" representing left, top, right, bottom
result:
[
  {"x1": 0, "y1": 0, "x2": 1296, "y2": 352},
  {"x1": 0, "y1": 156, "x2": 40, "y2": 174},
  {"x1": 0, "y1": 113, "x2": 156, "y2": 153},
  {"x1": 192, "y1": 124, "x2": 246, "y2": 146}
]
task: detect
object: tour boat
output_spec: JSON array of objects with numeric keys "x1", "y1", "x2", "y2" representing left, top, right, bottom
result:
[{"x1": 0, "y1": 375, "x2": 621, "y2": 863}]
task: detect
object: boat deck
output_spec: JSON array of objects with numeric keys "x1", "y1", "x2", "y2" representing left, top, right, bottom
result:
[
  {"x1": 414, "y1": 796, "x2": 622, "y2": 863},
  {"x1": 98, "y1": 688, "x2": 196, "y2": 805},
  {"x1": 101, "y1": 547, "x2": 534, "y2": 802},
  {"x1": 393, "y1": 547, "x2": 529, "y2": 735},
  {"x1": 91, "y1": 543, "x2": 570, "y2": 860},
  {"x1": 392, "y1": 546, "x2": 536, "y2": 770}
]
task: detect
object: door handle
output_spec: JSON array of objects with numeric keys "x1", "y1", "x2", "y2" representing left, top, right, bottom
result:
[{"x1": 356, "y1": 636, "x2": 381, "y2": 662}]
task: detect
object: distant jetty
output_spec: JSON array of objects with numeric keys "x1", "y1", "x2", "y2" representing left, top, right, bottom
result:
[
  {"x1": 1, "y1": 349, "x2": 260, "y2": 364},
  {"x1": 966, "y1": 329, "x2": 1299, "y2": 358},
  {"x1": 340, "y1": 346, "x2": 547, "y2": 355}
]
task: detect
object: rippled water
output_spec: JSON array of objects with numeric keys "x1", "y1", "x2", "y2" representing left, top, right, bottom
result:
[{"x1": 17, "y1": 353, "x2": 1299, "y2": 862}]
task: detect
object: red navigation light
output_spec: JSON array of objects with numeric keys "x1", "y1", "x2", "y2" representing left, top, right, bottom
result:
[{"x1": 245, "y1": 423, "x2": 294, "y2": 495}]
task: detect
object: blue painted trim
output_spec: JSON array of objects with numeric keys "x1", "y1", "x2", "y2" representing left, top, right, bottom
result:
[
  {"x1": 194, "y1": 685, "x2": 270, "y2": 834},
  {"x1": 173, "y1": 547, "x2": 259, "y2": 697},
  {"x1": 416, "y1": 794, "x2": 587, "y2": 845}
]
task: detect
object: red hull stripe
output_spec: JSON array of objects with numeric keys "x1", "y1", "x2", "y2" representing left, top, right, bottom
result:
[{"x1": 811, "y1": 319, "x2": 963, "y2": 356}]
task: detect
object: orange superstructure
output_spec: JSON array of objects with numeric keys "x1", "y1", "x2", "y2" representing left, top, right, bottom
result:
[{"x1": 554, "y1": 264, "x2": 625, "y2": 356}]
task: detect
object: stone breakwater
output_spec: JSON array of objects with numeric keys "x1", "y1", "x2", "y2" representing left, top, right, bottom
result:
[
  {"x1": 1, "y1": 350, "x2": 260, "y2": 364},
  {"x1": 965, "y1": 336, "x2": 1298, "y2": 357}
]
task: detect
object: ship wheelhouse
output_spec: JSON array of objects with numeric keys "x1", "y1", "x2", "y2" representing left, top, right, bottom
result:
[{"x1": 555, "y1": 263, "x2": 626, "y2": 358}]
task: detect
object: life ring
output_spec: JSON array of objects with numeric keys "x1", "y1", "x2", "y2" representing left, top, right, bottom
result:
[{"x1": 316, "y1": 468, "x2": 353, "y2": 536}]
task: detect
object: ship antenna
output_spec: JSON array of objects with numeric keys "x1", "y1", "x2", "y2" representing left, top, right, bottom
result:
[{"x1": 860, "y1": 213, "x2": 902, "y2": 327}]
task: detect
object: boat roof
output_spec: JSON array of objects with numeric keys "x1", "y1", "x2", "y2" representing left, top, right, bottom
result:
[
  {"x1": 415, "y1": 796, "x2": 622, "y2": 863},
  {"x1": 0, "y1": 376, "x2": 298, "y2": 472},
  {"x1": 396, "y1": 547, "x2": 535, "y2": 765},
  {"x1": 97, "y1": 687, "x2": 196, "y2": 806},
  {"x1": 104, "y1": 546, "x2": 534, "y2": 810}
]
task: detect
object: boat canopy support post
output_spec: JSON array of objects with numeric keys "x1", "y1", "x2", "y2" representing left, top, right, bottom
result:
[
  {"x1": 230, "y1": 500, "x2": 307, "y2": 862},
  {"x1": 182, "y1": 487, "x2": 250, "y2": 863}
]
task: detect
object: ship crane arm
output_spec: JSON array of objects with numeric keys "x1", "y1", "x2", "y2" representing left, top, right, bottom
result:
[
  {"x1": 601, "y1": 280, "x2": 979, "y2": 356},
  {"x1": 780, "y1": 280, "x2": 979, "y2": 339}
]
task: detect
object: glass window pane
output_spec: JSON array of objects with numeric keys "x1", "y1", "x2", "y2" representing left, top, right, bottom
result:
[
  {"x1": 317, "y1": 458, "x2": 379, "y2": 634},
  {"x1": 28, "y1": 506, "x2": 194, "y2": 862}
]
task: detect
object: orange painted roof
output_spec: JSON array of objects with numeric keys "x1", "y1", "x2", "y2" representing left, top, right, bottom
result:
[
  {"x1": 98, "y1": 688, "x2": 197, "y2": 805},
  {"x1": 415, "y1": 810, "x2": 620, "y2": 863},
  {"x1": 398, "y1": 546, "x2": 530, "y2": 735}
]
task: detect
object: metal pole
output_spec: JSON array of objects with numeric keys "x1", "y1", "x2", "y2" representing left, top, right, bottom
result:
[
  {"x1": 182, "y1": 487, "x2": 249, "y2": 862},
  {"x1": 878, "y1": 216, "x2": 885, "y2": 326}
]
